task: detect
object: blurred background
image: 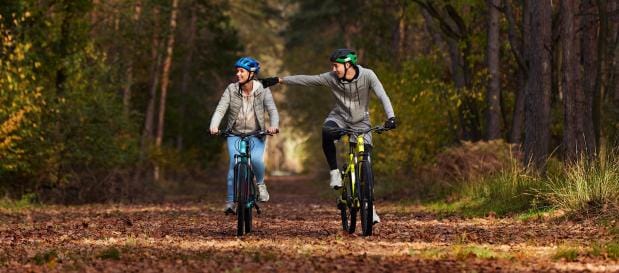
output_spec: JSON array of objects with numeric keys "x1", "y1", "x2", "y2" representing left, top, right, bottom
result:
[{"x1": 1, "y1": 1, "x2": 618, "y2": 214}]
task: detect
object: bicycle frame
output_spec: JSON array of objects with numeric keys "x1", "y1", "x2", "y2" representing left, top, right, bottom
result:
[
  {"x1": 233, "y1": 137, "x2": 256, "y2": 207},
  {"x1": 330, "y1": 125, "x2": 390, "y2": 236},
  {"x1": 341, "y1": 134, "x2": 367, "y2": 208}
]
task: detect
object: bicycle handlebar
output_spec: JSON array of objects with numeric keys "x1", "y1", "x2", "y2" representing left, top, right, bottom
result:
[
  {"x1": 216, "y1": 129, "x2": 279, "y2": 138},
  {"x1": 323, "y1": 126, "x2": 392, "y2": 136}
]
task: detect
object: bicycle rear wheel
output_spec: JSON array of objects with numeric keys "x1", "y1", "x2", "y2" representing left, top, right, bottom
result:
[
  {"x1": 359, "y1": 160, "x2": 374, "y2": 236},
  {"x1": 235, "y1": 163, "x2": 250, "y2": 236},
  {"x1": 339, "y1": 171, "x2": 356, "y2": 233}
]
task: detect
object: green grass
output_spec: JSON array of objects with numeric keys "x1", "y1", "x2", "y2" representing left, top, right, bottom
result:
[
  {"x1": 516, "y1": 207, "x2": 556, "y2": 222},
  {"x1": 97, "y1": 247, "x2": 121, "y2": 260},
  {"x1": 425, "y1": 160, "x2": 544, "y2": 217},
  {"x1": 546, "y1": 157, "x2": 619, "y2": 216},
  {"x1": 0, "y1": 193, "x2": 38, "y2": 210},
  {"x1": 553, "y1": 246, "x2": 579, "y2": 261},
  {"x1": 32, "y1": 249, "x2": 58, "y2": 265}
]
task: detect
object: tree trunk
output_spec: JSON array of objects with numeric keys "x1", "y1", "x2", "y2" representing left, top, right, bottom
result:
[
  {"x1": 510, "y1": 70, "x2": 526, "y2": 143},
  {"x1": 581, "y1": 0, "x2": 600, "y2": 155},
  {"x1": 122, "y1": 0, "x2": 142, "y2": 118},
  {"x1": 176, "y1": 6, "x2": 197, "y2": 151},
  {"x1": 140, "y1": 6, "x2": 162, "y2": 160},
  {"x1": 153, "y1": 0, "x2": 179, "y2": 181},
  {"x1": 503, "y1": 0, "x2": 528, "y2": 144},
  {"x1": 486, "y1": 0, "x2": 502, "y2": 140},
  {"x1": 596, "y1": 0, "x2": 612, "y2": 158},
  {"x1": 523, "y1": 0, "x2": 552, "y2": 171},
  {"x1": 561, "y1": 0, "x2": 590, "y2": 161}
]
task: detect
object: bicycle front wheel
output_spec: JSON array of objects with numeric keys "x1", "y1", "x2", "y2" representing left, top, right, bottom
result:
[
  {"x1": 359, "y1": 160, "x2": 374, "y2": 236},
  {"x1": 244, "y1": 176, "x2": 255, "y2": 233},
  {"x1": 235, "y1": 162, "x2": 251, "y2": 236},
  {"x1": 339, "y1": 171, "x2": 357, "y2": 234}
]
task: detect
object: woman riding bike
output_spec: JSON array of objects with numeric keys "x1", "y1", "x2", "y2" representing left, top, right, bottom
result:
[{"x1": 210, "y1": 57, "x2": 279, "y2": 214}]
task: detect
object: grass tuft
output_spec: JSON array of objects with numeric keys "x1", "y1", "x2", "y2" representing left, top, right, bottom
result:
[
  {"x1": 546, "y1": 156, "x2": 619, "y2": 217},
  {"x1": 97, "y1": 247, "x2": 121, "y2": 260},
  {"x1": 553, "y1": 246, "x2": 579, "y2": 261}
]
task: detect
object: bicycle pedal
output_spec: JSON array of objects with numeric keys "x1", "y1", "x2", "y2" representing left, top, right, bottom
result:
[{"x1": 255, "y1": 204, "x2": 261, "y2": 215}]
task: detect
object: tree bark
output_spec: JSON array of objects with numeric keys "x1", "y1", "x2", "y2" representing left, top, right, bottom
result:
[
  {"x1": 561, "y1": 0, "x2": 590, "y2": 161},
  {"x1": 581, "y1": 0, "x2": 600, "y2": 155},
  {"x1": 486, "y1": 0, "x2": 502, "y2": 140},
  {"x1": 523, "y1": 0, "x2": 552, "y2": 171}
]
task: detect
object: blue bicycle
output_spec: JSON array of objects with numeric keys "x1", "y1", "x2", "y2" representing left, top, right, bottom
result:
[{"x1": 219, "y1": 130, "x2": 275, "y2": 236}]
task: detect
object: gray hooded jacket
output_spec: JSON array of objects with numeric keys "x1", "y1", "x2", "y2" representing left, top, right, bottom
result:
[
  {"x1": 209, "y1": 80, "x2": 279, "y2": 131},
  {"x1": 282, "y1": 65, "x2": 395, "y2": 124}
]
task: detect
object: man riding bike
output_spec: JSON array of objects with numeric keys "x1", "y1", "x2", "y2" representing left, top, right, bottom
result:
[
  {"x1": 210, "y1": 57, "x2": 279, "y2": 214},
  {"x1": 261, "y1": 49, "x2": 396, "y2": 223}
]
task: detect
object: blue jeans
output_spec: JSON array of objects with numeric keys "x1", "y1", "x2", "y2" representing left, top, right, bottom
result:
[{"x1": 226, "y1": 136, "x2": 266, "y2": 202}]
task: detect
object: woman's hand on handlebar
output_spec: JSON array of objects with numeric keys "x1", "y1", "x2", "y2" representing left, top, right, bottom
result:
[{"x1": 267, "y1": 127, "x2": 279, "y2": 135}]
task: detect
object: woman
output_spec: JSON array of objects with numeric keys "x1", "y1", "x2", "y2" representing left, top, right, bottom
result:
[{"x1": 209, "y1": 57, "x2": 279, "y2": 214}]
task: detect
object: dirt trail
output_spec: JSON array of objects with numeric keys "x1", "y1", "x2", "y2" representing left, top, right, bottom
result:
[{"x1": 0, "y1": 176, "x2": 617, "y2": 272}]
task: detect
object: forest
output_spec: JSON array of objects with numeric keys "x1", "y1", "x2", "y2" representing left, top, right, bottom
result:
[{"x1": 1, "y1": 0, "x2": 619, "y2": 272}]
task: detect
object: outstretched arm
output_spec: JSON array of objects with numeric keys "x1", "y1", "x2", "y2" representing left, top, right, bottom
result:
[
  {"x1": 282, "y1": 72, "x2": 331, "y2": 87},
  {"x1": 264, "y1": 88, "x2": 279, "y2": 131}
]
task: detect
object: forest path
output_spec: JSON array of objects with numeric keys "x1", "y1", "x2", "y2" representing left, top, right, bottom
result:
[{"x1": 1, "y1": 176, "x2": 617, "y2": 272}]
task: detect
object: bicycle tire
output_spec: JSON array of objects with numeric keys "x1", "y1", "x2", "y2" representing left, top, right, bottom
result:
[
  {"x1": 359, "y1": 160, "x2": 374, "y2": 236},
  {"x1": 244, "y1": 175, "x2": 255, "y2": 233},
  {"x1": 339, "y1": 171, "x2": 356, "y2": 233},
  {"x1": 235, "y1": 162, "x2": 250, "y2": 236}
]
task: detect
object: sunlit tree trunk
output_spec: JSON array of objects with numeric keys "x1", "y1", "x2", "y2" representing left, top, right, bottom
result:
[
  {"x1": 154, "y1": 0, "x2": 179, "y2": 181},
  {"x1": 486, "y1": 0, "x2": 502, "y2": 140},
  {"x1": 523, "y1": 0, "x2": 552, "y2": 171}
]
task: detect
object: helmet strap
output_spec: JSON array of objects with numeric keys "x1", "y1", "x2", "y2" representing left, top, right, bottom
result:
[
  {"x1": 339, "y1": 63, "x2": 358, "y2": 82},
  {"x1": 239, "y1": 72, "x2": 255, "y2": 86}
]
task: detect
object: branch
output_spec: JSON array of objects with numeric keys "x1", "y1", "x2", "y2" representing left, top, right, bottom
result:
[
  {"x1": 502, "y1": 0, "x2": 527, "y2": 72},
  {"x1": 412, "y1": 0, "x2": 462, "y2": 39}
]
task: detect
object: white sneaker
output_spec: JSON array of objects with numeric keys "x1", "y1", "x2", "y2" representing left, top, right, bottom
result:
[
  {"x1": 329, "y1": 169, "x2": 342, "y2": 189},
  {"x1": 257, "y1": 183, "x2": 270, "y2": 202},
  {"x1": 373, "y1": 205, "x2": 380, "y2": 224}
]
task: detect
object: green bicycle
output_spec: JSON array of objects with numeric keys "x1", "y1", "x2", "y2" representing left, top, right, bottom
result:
[
  {"x1": 219, "y1": 130, "x2": 275, "y2": 236},
  {"x1": 327, "y1": 125, "x2": 391, "y2": 236}
]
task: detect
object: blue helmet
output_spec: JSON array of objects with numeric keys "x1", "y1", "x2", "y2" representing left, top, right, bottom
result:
[{"x1": 234, "y1": 57, "x2": 260, "y2": 74}]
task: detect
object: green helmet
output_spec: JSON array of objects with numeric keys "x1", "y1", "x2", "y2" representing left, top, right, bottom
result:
[{"x1": 330, "y1": 48, "x2": 357, "y2": 65}]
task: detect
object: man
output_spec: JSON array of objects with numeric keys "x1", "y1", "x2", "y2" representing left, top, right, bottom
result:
[{"x1": 262, "y1": 48, "x2": 396, "y2": 223}]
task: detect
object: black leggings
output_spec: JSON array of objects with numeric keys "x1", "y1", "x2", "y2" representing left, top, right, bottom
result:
[{"x1": 322, "y1": 120, "x2": 372, "y2": 170}]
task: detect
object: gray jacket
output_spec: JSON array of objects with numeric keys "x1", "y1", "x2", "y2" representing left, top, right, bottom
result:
[
  {"x1": 210, "y1": 81, "x2": 279, "y2": 131},
  {"x1": 282, "y1": 65, "x2": 395, "y2": 124}
]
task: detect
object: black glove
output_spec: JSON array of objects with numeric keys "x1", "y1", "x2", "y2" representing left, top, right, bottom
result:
[
  {"x1": 259, "y1": 77, "x2": 280, "y2": 88},
  {"x1": 384, "y1": 117, "x2": 397, "y2": 129}
]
